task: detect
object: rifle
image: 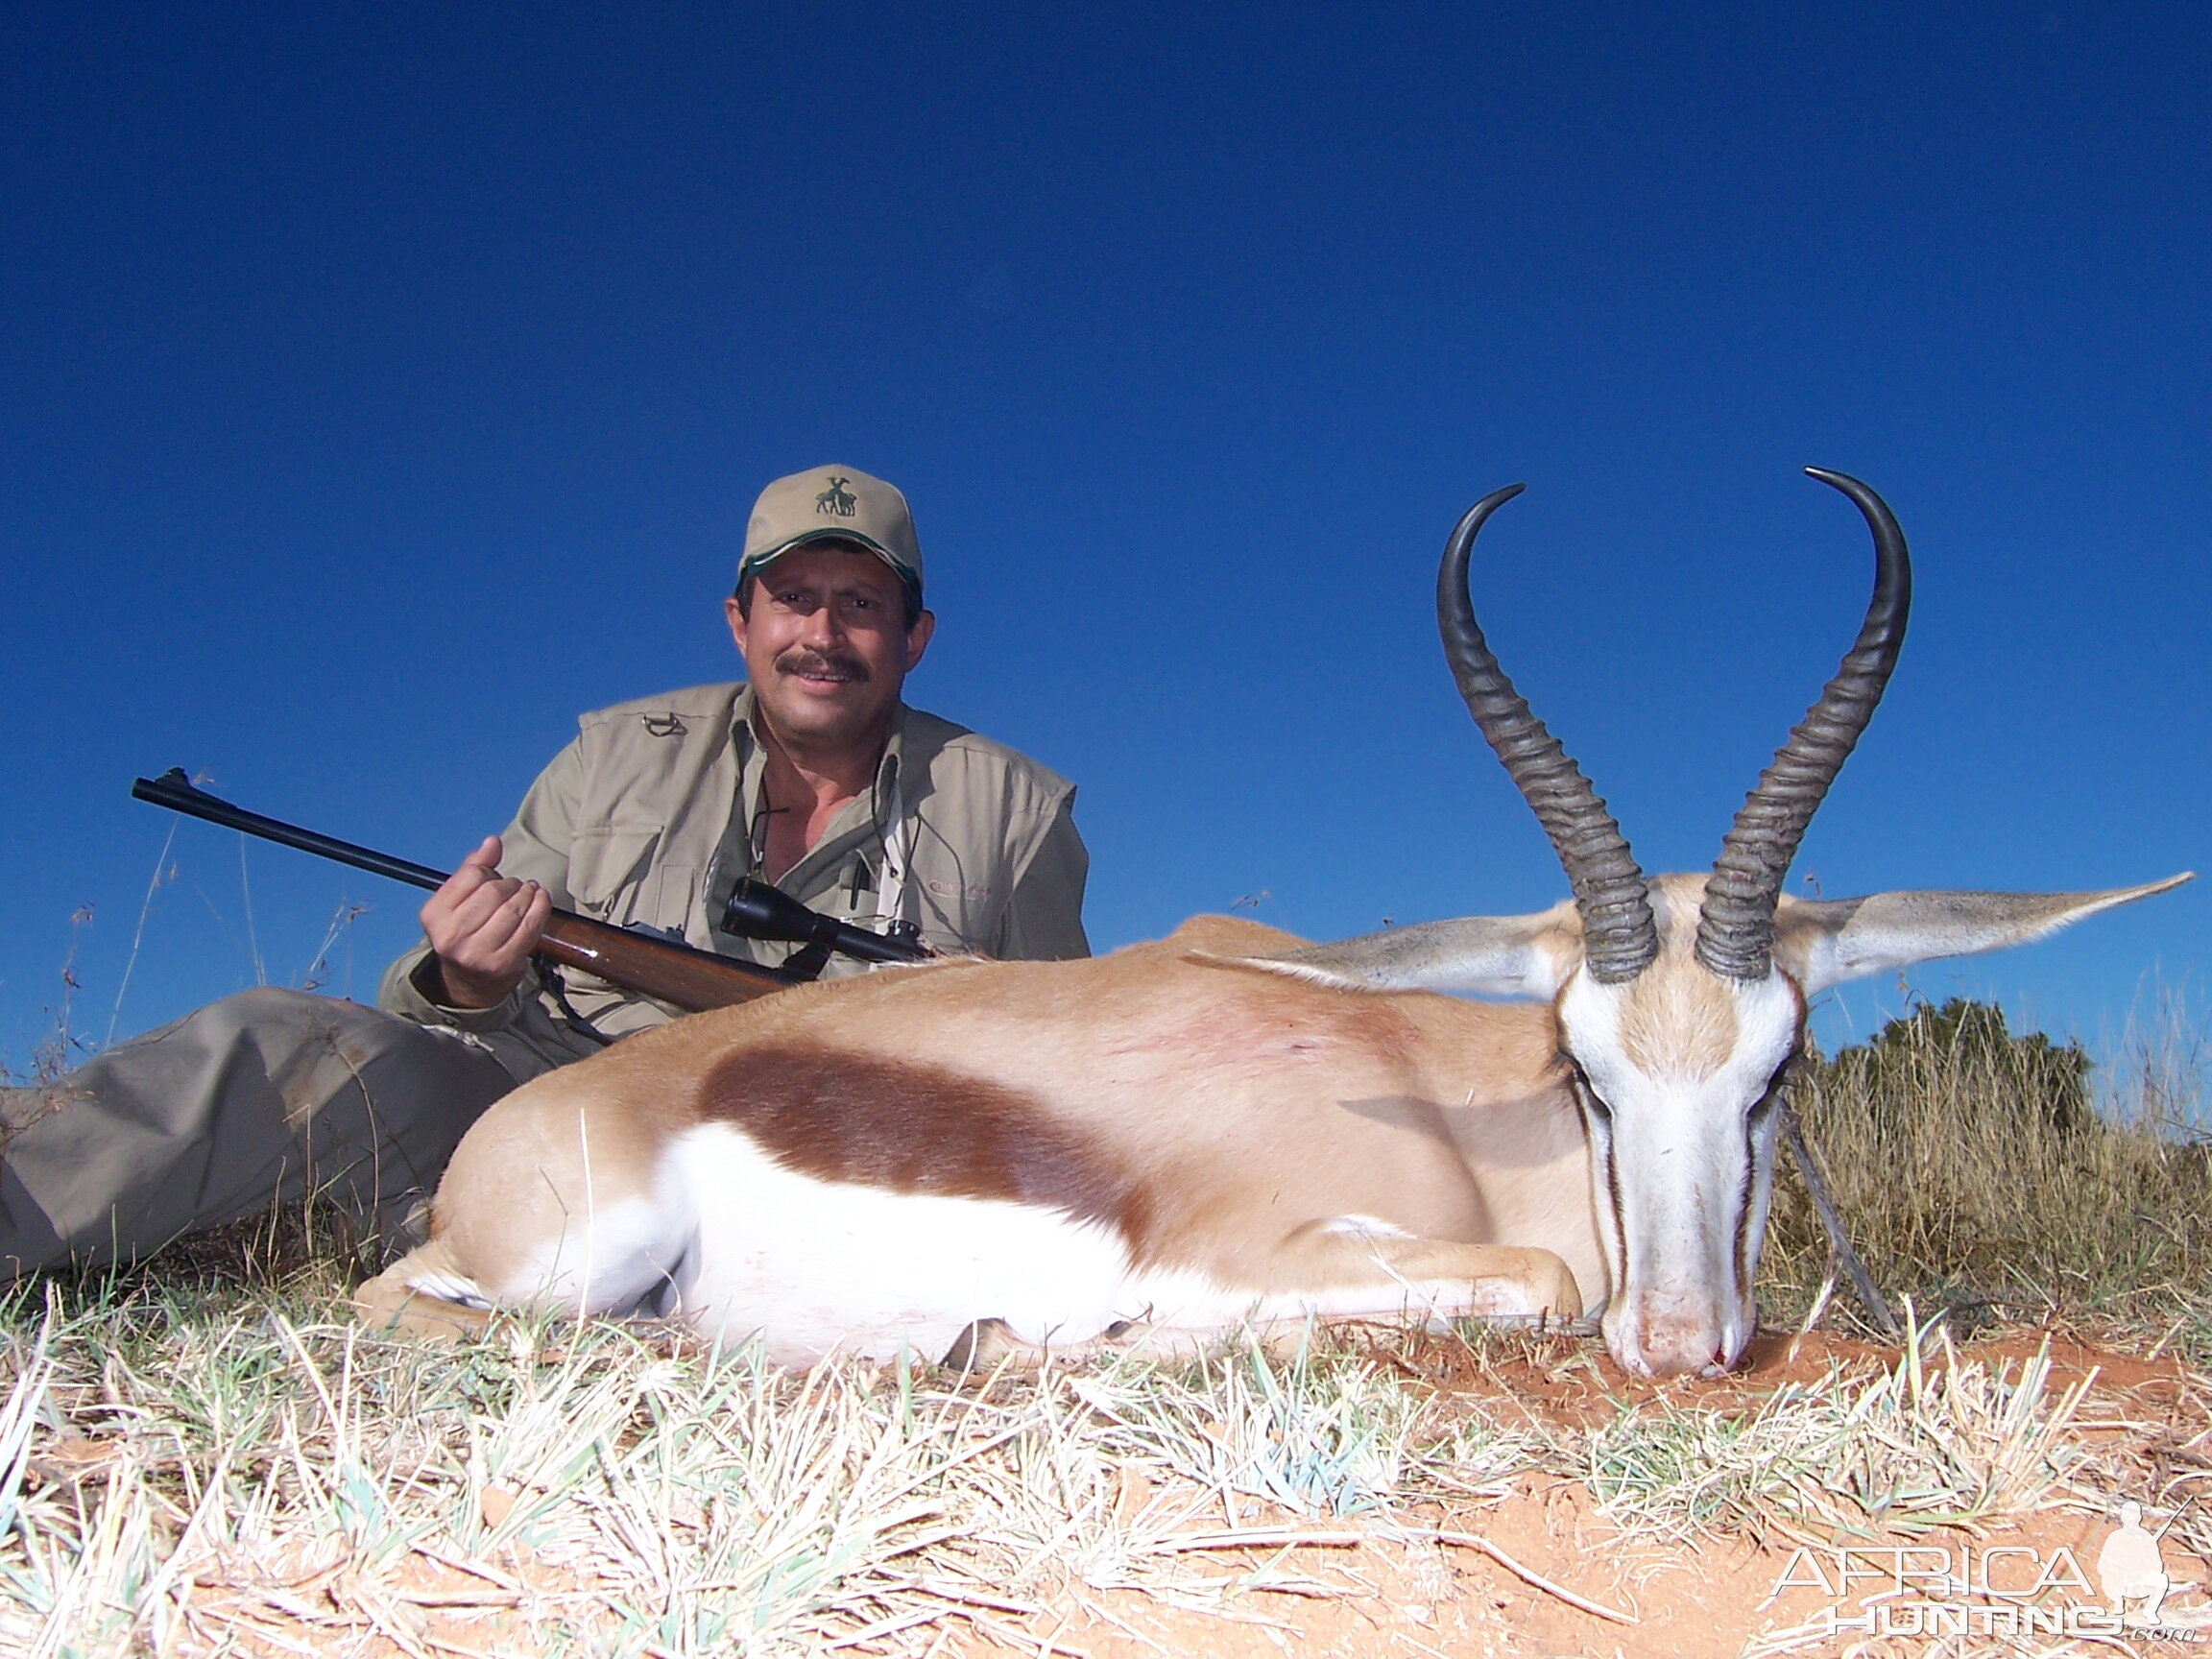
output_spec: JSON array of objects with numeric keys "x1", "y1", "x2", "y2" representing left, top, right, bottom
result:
[{"x1": 131, "y1": 769, "x2": 928, "y2": 1014}]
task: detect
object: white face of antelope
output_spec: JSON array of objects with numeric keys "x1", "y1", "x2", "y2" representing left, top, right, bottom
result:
[{"x1": 1555, "y1": 899, "x2": 1802, "y2": 1379}]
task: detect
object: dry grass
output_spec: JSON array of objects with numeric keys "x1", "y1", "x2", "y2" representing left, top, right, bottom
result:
[
  {"x1": 1763, "y1": 995, "x2": 2212, "y2": 1358},
  {"x1": 1582, "y1": 1321, "x2": 2100, "y2": 1543},
  {"x1": 0, "y1": 1263, "x2": 2176, "y2": 1657}
]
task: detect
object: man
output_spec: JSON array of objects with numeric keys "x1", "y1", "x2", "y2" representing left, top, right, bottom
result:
[
  {"x1": 380, "y1": 463, "x2": 1088, "y2": 1072},
  {"x1": 0, "y1": 465, "x2": 1088, "y2": 1276}
]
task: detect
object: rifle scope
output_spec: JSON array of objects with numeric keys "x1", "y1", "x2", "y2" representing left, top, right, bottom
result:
[{"x1": 720, "y1": 878, "x2": 930, "y2": 966}]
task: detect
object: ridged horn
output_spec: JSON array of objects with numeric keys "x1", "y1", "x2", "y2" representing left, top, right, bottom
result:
[
  {"x1": 1696, "y1": 469, "x2": 1912, "y2": 981},
  {"x1": 1439, "y1": 485, "x2": 1657, "y2": 984}
]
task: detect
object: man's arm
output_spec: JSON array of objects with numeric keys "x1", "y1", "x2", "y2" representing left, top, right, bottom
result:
[
  {"x1": 989, "y1": 798, "x2": 1091, "y2": 961},
  {"x1": 378, "y1": 736, "x2": 589, "y2": 1032}
]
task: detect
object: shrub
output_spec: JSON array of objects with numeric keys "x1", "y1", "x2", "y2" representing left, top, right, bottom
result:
[{"x1": 1761, "y1": 996, "x2": 2212, "y2": 1344}]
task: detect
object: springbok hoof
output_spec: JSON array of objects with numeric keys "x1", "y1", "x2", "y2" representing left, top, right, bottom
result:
[{"x1": 940, "y1": 1317, "x2": 1021, "y2": 1373}]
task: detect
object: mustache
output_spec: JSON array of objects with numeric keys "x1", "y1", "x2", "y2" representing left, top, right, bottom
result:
[{"x1": 774, "y1": 648, "x2": 872, "y2": 684}]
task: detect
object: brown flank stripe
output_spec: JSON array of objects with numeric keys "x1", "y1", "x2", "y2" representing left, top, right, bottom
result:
[{"x1": 697, "y1": 1046, "x2": 1154, "y2": 1247}]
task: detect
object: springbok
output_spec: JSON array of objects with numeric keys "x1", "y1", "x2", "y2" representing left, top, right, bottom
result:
[{"x1": 357, "y1": 469, "x2": 2188, "y2": 1378}]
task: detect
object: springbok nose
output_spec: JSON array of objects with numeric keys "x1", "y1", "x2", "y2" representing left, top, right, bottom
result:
[
  {"x1": 1614, "y1": 1293, "x2": 1739, "y2": 1379},
  {"x1": 1629, "y1": 1341, "x2": 1727, "y2": 1381}
]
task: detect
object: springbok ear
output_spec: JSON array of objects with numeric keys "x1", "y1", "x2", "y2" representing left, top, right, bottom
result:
[
  {"x1": 1774, "y1": 874, "x2": 2193, "y2": 997},
  {"x1": 1196, "y1": 907, "x2": 1578, "y2": 999}
]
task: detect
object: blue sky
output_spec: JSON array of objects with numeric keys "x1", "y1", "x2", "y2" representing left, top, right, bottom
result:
[{"x1": 3, "y1": 2, "x2": 2204, "y2": 1073}]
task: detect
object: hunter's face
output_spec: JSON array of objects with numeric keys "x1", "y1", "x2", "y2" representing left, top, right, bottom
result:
[{"x1": 725, "y1": 542, "x2": 932, "y2": 756}]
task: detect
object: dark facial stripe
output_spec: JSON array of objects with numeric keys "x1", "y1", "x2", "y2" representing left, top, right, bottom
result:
[
  {"x1": 1732, "y1": 1123, "x2": 1758, "y2": 1295},
  {"x1": 1732, "y1": 1065, "x2": 1792, "y2": 1298},
  {"x1": 1733, "y1": 991, "x2": 1810, "y2": 1300},
  {"x1": 1571, "y1": 1068, "x2": 1629, "y2": 1294}
]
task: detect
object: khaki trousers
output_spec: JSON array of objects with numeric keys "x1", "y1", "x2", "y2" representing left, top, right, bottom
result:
[{"x1": 0, "y1": 989, "x2": 519, "y2": 1279}]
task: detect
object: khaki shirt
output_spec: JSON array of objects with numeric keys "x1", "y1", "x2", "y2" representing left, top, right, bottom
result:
[{"x1": 378, "y1": 683, "x2": 1088, "y2": 1082}]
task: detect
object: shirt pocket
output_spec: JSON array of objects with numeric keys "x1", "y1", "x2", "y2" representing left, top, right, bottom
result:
[{"x1": 566, "y1": 824, "x2": 664, "y2": 925}]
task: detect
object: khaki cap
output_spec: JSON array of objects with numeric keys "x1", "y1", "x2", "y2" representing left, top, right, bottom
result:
[{"x1": 737, "y1": 465, "x2": 924, "y2": 599}]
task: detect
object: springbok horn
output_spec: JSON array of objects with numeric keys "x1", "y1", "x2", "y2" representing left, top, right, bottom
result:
[
  {"x1": 1696, "y1": 469, "x2": 1913, "y2": 981},
  {"x1": 1439, "y1": 485, "x2": 1658, "y2": 984}
]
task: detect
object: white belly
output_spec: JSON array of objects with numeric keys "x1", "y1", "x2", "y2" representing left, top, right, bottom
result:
[
  {"x1": 476, "y1": 1122, "x2": 1556, "y2": 1365},
  {"x1": 667, "y1": 1122, "x2": 1138, "y2": 1365}
]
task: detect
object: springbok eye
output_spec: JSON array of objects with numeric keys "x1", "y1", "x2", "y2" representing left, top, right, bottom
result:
[
  {"x1": 1745, "y1": 1053, "x2": 1798, "y2": 1130},
  {"x1": 1563, "y1": 1058, "x2": 1613, "y2": 1124}
]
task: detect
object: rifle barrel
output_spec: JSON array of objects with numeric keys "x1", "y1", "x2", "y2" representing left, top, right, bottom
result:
[
  {"x1": 132, "y1": 770, "x2": 452, "y2": 892},
  {"x1": 129, "y1": 768, "x2": 803, "y2": 1003}
]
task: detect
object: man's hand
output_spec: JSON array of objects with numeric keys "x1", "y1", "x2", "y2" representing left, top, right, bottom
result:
[{"x1": 421, "y1": 836, "x2": 552, "y2": 1009}]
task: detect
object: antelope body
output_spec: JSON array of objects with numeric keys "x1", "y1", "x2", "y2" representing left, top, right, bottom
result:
[{"x1": 360, "y1": 470, "x2": 2188, "y2": 1377}]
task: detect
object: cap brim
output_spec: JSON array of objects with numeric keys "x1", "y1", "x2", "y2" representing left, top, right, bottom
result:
[{"x1": 737, "y1": 529, "x2": 921, "y2": 593}]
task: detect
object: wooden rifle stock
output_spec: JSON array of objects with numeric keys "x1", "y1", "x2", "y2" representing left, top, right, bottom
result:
[
  {"x1": 131, "y1": 769, "x2": 799, "y2": 1013},
  {"x1": 532, "y1": 911, "x2": 788, "y2": 1011}
]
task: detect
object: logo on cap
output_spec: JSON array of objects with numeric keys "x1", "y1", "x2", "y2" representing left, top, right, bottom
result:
[{"x1": 815, "y1": 475, "x2": 858, "y2": 518}]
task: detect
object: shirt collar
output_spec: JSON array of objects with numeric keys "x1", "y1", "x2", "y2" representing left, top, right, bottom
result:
[{"x1": 727, "y1": 685, "x2": 908, "y2": 878}]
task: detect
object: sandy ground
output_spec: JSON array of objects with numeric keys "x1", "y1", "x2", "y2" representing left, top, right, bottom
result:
[{"x1": 1003, "y1": 1331, "x2": 2212, "y2": 1659}]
